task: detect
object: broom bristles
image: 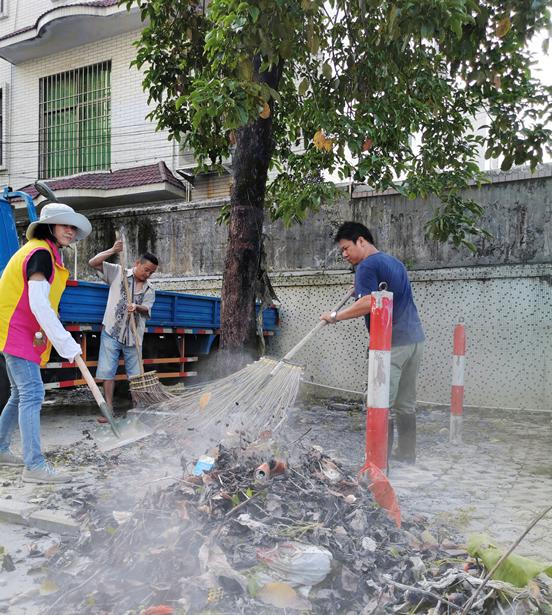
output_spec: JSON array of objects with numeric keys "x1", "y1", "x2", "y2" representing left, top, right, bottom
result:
[
  {"x1": 128, "y1": 370, "x2": 174, "y2": 405},
  {"x1": 130, "y1": 358, "x2": 303, "y2": 458}
]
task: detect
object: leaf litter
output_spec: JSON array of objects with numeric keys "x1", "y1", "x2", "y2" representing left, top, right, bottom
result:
[{"x1": 3, "y1": 396, "x2": 550, "y2": 614}]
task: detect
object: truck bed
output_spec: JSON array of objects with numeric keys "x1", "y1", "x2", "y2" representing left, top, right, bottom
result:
[{"x1": 59, "y1": 280, "x2": 279, "y2": 331}]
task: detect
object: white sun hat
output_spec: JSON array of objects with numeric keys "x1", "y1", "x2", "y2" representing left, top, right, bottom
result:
[{"x1": 26, "y1": 202, "x2": 92, "y2": 242}]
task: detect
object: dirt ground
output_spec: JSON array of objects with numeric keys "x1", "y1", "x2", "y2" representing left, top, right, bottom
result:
[{"x1": 1, "y1": 390, "x2": 551, "y2": 613}]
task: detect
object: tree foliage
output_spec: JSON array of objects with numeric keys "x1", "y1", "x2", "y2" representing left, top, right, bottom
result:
[{"x1": 123, "y1": 0, "x2": 551, "y2": 250}]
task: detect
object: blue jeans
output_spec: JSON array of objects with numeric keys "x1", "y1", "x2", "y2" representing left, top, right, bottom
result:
[
  {"x1": 0, "y1": 353, "x2": 45, "y2": 469},
  {"x1": 96, "y1": 330, "x2": 140, "y2": 380}
]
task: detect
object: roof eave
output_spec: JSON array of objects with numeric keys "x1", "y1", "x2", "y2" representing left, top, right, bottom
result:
[{"x1": 13, "y1": 182, "x2": 190, "y2": 211}]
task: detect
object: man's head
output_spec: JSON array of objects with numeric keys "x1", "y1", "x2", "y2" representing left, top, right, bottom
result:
[
  {"x1": 334, "y1": 222, "x2": 376, "y2": 266},
  {"x1": 133, "y1": 252, "x2": 158, "y2": 282}
]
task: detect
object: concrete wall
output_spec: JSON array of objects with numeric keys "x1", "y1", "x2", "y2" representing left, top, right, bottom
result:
[
  {"x1": 53, "y1": 165, "x2": 552, "y2": 411},
  {"x1": 70, "y1": 163, "x2": 551, "y2": 275}
]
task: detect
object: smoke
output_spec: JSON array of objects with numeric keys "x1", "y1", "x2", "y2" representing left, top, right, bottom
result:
[{"x1": 38, "y1": 358, "x2": 305, "y2": 614}]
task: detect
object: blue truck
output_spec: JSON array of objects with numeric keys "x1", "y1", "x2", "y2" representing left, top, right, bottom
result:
[{"x1": 0, "y1": 186, "x2": 278, "y2": 406}]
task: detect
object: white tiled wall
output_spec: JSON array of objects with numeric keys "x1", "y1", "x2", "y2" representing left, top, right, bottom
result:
[
  {"x1": 0, "y1": 1, "x2": 125, "y2": 38},
  {"x1": 0, "y1": 1, "x2": 52, "y2": 37},
  {"x1": 0, "y1": 29, "x2": 175, "y2": 190}
]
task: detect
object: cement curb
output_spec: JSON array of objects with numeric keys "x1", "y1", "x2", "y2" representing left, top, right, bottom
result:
[{"x1": 0, "y1": 498, "x2": 80, "y2": 536}]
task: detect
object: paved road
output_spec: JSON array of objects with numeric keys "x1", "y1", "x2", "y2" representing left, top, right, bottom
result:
[{"x1": 288, "y1": 400, "x2": 552, "y2": 561}]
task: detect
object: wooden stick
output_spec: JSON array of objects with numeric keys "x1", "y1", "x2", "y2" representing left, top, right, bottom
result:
[
  {"x1": 74, "y1": 355, "x2": 106, "y2": 407},
  {"x1": 74, "y1": 355, "x2": 120, "y2": 437},
  {"x1": 461, "y1": 504, "x2": 552, "y2": 615},
  {"x1": 117, "y1": 230, "x2": 145, "y2": 378}
]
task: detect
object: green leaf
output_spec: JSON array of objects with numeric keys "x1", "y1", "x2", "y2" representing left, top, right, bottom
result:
[
  {"x1": 450, "y1": 17, "x2": 463, "y2": 40},
  {"x1": 500, "y1": 155, "x2": 513, "y2": 171},
  {"x1": 421, "y1": 22, "x2": 434, "y2": 38},
  {"x1": 322, "y1": 63, "x2": 332, "y2": 79},
  {"x1": 298, "y1": 78, "x2": 309, "y2": 96},
  {"x1": 388, "y1": 5, "x2": 399, "y2": 33},
  {"x1": 249, "y1": 6, "x2": 260, "y2": 22},
  {"x1": 496, "y1": 17, "x2": 511, "y2": 38},
  {"x1": 467, "y1": 534, "x2": 552, "y2": 587}
]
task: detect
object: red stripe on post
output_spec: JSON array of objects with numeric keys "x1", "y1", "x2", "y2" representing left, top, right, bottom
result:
[
  {"x1": 365, "y1": 407, "x2": 389, "y2": 470},
  {"x1": 368, "y1": 293, "x2": 393, "y2": 351},
  {"x1": 451, "y1": 385, "x2": 464, "y2": 416},
  {"x1": 453, "y1": 323, "x2": 466, "y2": 356}
]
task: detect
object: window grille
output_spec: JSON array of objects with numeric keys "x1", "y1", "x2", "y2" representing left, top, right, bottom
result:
[{"x1": 39, "y1": 61, "x2": 111, "y2": 178}]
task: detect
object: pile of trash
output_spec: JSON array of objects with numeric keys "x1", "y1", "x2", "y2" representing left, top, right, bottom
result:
[{"x1": 35, "y1": 436, "x2": 552, "y2": 615}]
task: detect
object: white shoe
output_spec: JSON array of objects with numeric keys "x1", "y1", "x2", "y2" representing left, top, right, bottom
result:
[
  {"x1": 22, "y1": 463, "x2": 73, "y2": 484},
  {"x1": 0, "y1": 449, "x2": 24, "y2": 467}
]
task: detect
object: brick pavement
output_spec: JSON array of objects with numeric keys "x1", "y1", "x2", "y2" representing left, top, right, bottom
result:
[{"x1": 389, "y1": 408, "x2": 552, "y2": 561}]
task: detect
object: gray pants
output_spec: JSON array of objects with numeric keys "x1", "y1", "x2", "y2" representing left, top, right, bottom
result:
[{"x1": 388, "y1": 342, "x2": 424, "y2": 417}]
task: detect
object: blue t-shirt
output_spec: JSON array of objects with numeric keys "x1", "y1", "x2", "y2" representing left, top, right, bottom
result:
[{"x1": 355, "y1": 252, "x2": 425, "y2": 346}]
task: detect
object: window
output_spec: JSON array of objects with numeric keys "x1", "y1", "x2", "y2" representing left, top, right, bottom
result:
[{"x1": 39, "y1": 61, "x2": 111, "y2": 178}]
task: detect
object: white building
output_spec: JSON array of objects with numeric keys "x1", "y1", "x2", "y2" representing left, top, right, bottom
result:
[{"x1": 0, "y1": 0, "x2": 230, "y2": 210}]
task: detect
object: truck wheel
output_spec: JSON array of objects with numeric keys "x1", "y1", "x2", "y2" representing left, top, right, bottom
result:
[{"x1": 0, "y1": 354, "x2": 9, "y2": 412}]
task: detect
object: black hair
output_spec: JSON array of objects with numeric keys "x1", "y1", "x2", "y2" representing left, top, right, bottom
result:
[
  {"x1": 32, "y1": 224, "x2": 57, "y2": 242},
  {"x1": 139, "y1": 252, "x2": 159, "y2": 266},
  {"x1": 334, "y1": 221, "x2": 375, "y2": 246}
]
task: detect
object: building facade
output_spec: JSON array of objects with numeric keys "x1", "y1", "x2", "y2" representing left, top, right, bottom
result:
[{"x1": 0, "y1": 0, "x2": 230, "y2": 210}]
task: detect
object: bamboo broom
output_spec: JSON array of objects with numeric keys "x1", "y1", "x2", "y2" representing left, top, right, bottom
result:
[{"x1": 117, "y1": 230, "x2": 173, "y2": 406}]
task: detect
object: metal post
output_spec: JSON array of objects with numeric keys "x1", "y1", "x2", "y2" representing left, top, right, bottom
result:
[
  {"x1": 450, "y1": 321, "x2": 466, "y2": 444},
  {"x1": 365, "y1": 286, "x2": 393, "y2": 471}
]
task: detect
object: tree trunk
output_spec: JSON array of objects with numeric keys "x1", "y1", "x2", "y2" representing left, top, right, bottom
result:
[{"x1": 219, "y1": 63, "x2": 282, "y2": 374}]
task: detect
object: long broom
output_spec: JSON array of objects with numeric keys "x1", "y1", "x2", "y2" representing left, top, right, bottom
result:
[
  {"x1": 118, "y1": 230, "x2": 173, "y2": 406},
  {"x1": 133, "y1": 289, "x2": 355, "y2": 457}
]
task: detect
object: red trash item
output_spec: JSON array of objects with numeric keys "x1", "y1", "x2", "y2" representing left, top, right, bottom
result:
[
  {"x1": 140, "y1": 606, "x2": 174, "y2": 615},
  {"x1": 97, "y1": 416, "x2": 108, "y2": 424},
  {"x1": 358, "y1": 461, "x2": 401, "y2": 528}
]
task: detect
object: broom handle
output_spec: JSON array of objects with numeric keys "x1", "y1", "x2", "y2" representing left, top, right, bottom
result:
[
  {"x1": 117, "y1": 231, "x2": 145, "y2": 378},
  {"x1": 270, "y1": 287, "x2": 355, "y2": 376},
  {"x1": 74, "y1": 354, "x2": 108, "y2": 407},
  {"x1": 74, "y1": 355, "x2": 121, "y2": 437}
]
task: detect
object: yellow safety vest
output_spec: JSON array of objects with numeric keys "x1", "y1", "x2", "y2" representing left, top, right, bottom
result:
[{"x1": 0, "y1": 239, "x2": 69, "y2": 366}]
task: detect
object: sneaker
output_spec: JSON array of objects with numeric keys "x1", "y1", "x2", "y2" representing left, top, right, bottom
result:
[
  {"x1": 0, "y1": 449, "x2": 24, "y2": 467},
  {"x1": 22, "y1": 463, "x2": 73, "y2": 484}
]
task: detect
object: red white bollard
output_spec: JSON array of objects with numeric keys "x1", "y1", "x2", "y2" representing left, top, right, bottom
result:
[
  {"x1": 450, "y1": 321, "x2": 466, "y2": 444},
  {"x1": 365, "y1": 288, "x2": 393, "y2": 471}
]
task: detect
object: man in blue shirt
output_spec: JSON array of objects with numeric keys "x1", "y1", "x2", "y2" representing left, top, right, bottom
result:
[{"x1": 320, "y1": 222, "x2": 424, "y2": 463}]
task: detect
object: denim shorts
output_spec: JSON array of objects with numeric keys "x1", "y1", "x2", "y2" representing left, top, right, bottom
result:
[{"x1": 96, "y1": 330, "x2": 140, "y2": 380}]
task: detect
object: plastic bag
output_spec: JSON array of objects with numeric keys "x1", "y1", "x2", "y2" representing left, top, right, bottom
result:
[{"x1": 257, "y1": 541, "x2": 332, "y2": 586}]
